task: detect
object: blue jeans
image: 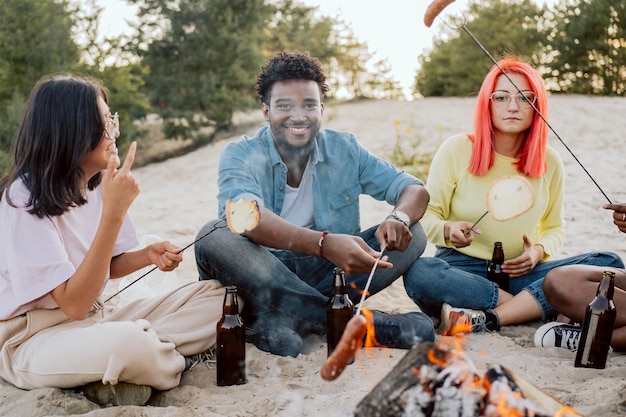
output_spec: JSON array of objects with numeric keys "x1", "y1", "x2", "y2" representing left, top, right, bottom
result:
[
  {"x1": 403, "y1": 246, "x2": 624, "y2": 321},
  {"x1": 195, "y1": 221, "x2": 428, "y2": 335}
]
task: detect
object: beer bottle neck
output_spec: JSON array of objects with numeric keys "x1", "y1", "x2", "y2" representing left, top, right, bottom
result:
[
  {"x1": 491, "y1": 242, "x2": 504, "y2": 263},
  {"x1": 222, "y1": 289, "x2": 239, "y2": 315},
  {"x1": 598, "y1": 272, "x2": 615, "y2": 299},
  {"x1": 332, "y1": 273, "x2": 348, "y2": 294}
]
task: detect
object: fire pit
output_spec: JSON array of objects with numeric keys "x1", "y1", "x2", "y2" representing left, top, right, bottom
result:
[{"x1": 354, "y1": 338, "x2": 582, "y2": 417}]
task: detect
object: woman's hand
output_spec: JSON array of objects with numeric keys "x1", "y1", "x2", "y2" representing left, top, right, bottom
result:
[
  {"x1": 444, "y1": 221, "x2": 481, "y2": 248},
  {"x1": 101, "y1": 142, "x2": 140, "y2": 220},
  {"x1": 148, "y1": 241, "x2": 183, "y2": 272},
  {"x1": 503, "y1": 234, "x2": 544, "y2": 278}
]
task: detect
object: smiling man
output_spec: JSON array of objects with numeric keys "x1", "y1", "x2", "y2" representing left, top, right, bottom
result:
[{"x1": 195, "y1": 51, "x2": 434, "y2": 358}]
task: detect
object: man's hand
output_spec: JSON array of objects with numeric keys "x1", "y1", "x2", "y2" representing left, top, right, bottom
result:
[
  {"x1": 603, "y1": 203, "x2": 626, "y2": 233},
  {"x1": 375, "y1": 218, "x2": 412, "y2": 251},
  {"x1": 322, "y1": 233, "x2": 392, "y2": 274}
]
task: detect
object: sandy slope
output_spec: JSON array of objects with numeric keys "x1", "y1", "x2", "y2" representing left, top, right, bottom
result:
[{"x1": 2, "y1": 96, "x2": 626, "y2": 417}]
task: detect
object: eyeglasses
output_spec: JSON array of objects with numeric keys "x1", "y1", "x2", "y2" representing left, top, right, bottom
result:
[
  {"x1": 104, "y1": 112, "x2": 119, "y2": 139},
  {"x1": 489, "y1": 91, "x2": 537, "y2": 108}
]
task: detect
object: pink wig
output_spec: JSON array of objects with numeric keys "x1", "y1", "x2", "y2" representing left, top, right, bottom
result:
[{"x1": 468, "y1": 56, "x2": 549, "y2": 178}]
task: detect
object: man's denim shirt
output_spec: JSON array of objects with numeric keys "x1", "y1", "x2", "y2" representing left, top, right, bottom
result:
[{"x1": 217, "y1": 126, "x2": 422, "y2": 235}]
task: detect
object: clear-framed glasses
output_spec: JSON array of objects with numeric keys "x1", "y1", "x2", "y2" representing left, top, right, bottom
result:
[
  {"x1": 104, "y1": 112, "x2": 119, "y2": 139},
  {"x1": 489, "y1": 91, "x2": 537, "y2": 108}
]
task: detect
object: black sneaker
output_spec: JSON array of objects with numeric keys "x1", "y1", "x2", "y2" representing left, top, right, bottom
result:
[
  {"x1": 534, "y1": 322, "x2": 582, "y2": 351},
  {"x1": 368, "y1": 310, "x2": 435, "y2": 349},
  {"x1": 245, "y1": 323, "x2": 303, "y2": 358}
]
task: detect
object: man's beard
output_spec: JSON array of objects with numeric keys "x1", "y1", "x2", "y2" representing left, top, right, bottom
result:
[{"x1": 271, "y1": 124, "x2": 319, "y2": 158}]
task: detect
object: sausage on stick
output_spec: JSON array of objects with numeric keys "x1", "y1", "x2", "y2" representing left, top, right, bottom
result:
[
  {"x1": 424, "y1": 0, "x2": 456, "y2": 27},
  {"x1": 320, "y1": 315, "x2": 367, "y2": 381}
]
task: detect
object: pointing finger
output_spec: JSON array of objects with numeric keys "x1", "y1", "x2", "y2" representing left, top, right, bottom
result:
[{"x1": 119, "y1": 141, "x2": 137, "y2": 174}]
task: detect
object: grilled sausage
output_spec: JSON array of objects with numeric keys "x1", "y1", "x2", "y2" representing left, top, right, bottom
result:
[
  {"x1": 424, "y1": 0, "x2": 456, "y2": 27},
  {"x1": 320, "y1": 315, "x2": 367, "y2": 381}
]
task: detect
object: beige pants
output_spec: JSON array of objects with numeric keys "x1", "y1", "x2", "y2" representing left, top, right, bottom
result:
[{"x1": 0, "y1": 280, "x2": 225, "y2": 390}]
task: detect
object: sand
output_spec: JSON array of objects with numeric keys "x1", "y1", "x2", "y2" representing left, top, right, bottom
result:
[{"x1": 2, "y1": 95, "x2": 626, "y2": 416}]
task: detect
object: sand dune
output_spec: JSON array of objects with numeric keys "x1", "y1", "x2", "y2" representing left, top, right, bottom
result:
[{"x1": 2, "y1": 95, "x2": 626, "y2": 416}]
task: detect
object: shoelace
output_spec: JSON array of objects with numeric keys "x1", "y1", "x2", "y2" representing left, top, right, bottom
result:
[
  {"x1": 466, "y1": 311, "x2": 488, "y2": 333},
  {"x1": 556, "y1": 328, "x2": 581, "y2": 351}
]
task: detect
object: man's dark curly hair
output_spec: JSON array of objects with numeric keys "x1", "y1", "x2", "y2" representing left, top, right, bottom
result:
[{"x1": 256, "y1": 50, "x2": 329, "y2": 105}]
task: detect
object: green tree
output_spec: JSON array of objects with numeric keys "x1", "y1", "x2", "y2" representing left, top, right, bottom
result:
[
  {"x1": 265, "y1": 0, "x2": 338, "y2": 63},
  {"x1": 128, "y1": 0, "x2": 271, "y2": 143},
  {"x1": 0, "y1": 0, "x2": 80, "y2": 172},
  {"x1": 71, "y1": 0, "x2": 151, "y2": 153},
  {"x1": 546, "y1": 0, "x2": 625, "y2": 95},
  {"x1": 414, "y1": 0, "x2": 545, "y2": 97}
]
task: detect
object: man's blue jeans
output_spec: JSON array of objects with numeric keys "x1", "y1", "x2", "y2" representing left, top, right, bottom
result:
[
  {"x1": 403, "y1": 246, "x2": 624, "y2": 320},
  {"x1": 195, "y1": 220, "x2": 428, "y2": 335}
]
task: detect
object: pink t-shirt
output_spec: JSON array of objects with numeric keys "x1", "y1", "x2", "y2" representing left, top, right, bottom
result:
[{"x1": 0, "y1": 179, "x2": 139, "y2": 320}]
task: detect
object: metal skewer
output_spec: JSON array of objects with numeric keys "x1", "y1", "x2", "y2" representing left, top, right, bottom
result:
[
  {"x1": 464, "y1": 210, "x2": 488, "y2": 237},
  {"x1": 437, "y1": 13, "x2": 612, "y2": 204},
  {"x1": 102, "y1": 217, "x2": 228, "y2": 304},
  {"x1": 355, "y1": 244, "x2": 387, "y2": 317}
]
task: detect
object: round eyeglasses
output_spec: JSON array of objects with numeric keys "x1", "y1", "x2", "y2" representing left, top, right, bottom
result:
[
  {"x1": 104, "y1": 112, "x2": 119, "y2": 139},
  {"x1": 489, "y1": 92, "x2": 537, "y2": 108}
]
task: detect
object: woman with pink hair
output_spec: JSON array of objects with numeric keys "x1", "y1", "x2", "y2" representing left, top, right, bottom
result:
[{"x1": 403, "y1": 56, "x2": 623, "y2": 336}]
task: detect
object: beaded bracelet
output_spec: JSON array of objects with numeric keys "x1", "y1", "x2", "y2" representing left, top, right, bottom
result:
[{"x1": 318, "y1": 230, "x2": 330, "y2": 259}]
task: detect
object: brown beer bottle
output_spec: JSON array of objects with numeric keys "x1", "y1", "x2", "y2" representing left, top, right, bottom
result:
[
  {"x1": 487, "y1": 242, "x2": 509, "y2": 292},
  {"x1": 216, "y1": 286, "x2": 246, "y2": 386},
  {"x1": 326, "y1": 268, "x2": 354, "y2": 357},
  {"x1": 575, "y1": 271, "x2": 616, "y2": 369}
]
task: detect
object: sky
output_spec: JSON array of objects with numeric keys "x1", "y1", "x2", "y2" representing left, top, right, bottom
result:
[{"x1": 95, "y1": 0, "x2": 554, "y2": 97}]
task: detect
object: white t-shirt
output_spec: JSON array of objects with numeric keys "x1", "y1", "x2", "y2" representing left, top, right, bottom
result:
[
  {"x1": 279, "y1": 160, "x2": 315, "y2": 229},
  {"x1": 0, "y1": 179, "x2": 139, "y2": 320}
]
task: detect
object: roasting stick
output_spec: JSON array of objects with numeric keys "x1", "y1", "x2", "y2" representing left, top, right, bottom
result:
[
  {"x1": 462, "y1": 175, "x2": 536, "y2": 237},
  {"x1": 102, "y1": 217, "x2": 229, "y2": 304},
  {"x1": 423, "y1": 0, "x2": 613, "y2": 205},
  {"x1": 463, "y1": 210, "x2": 489, "y2": 237},
  {"x1": 102, "y1": 198, "x2": 261, "y2": 304},
  {"x1": 321, "y1": 244, "x2": 387, "y2": 381},
  {"x1": 355, "y1": 244, "x2": 387, "y2": 317}
]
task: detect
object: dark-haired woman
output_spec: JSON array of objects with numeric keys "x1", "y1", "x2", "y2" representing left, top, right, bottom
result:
[{"x1": 0, "y1": 75, "x2": 224, "y2": 406}]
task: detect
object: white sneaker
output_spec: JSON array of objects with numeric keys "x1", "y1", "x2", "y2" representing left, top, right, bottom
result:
[
  {"x1": 440, "y1": 303, "x2": 495, "y2": 336},
  {"x1": 534, "y1": 321, "x2": 581, "y2": 351}
]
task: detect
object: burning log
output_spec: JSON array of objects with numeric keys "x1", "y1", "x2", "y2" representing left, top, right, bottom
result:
[{"x1": 354, "y1": 340, "x2": 582, "y2": 417}]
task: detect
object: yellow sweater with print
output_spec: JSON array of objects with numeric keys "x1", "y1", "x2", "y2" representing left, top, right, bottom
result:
[{"x1": 421, "y1": 133, "x2": 565, "y2": 261}]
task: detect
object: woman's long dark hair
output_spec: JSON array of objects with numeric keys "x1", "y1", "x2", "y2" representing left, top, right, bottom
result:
[{"x1": 0, "y1": 75, "x2": 109, "y2": 217}]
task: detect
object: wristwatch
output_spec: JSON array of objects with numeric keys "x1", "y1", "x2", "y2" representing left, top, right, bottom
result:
[{"x1": 388, "y1": 210, "x2": 410, "y2": 227}]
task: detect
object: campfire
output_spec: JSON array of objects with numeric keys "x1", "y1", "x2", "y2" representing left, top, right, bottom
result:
[{"x1": 353, "y1": 336, "x2": 582, "y2": 417}]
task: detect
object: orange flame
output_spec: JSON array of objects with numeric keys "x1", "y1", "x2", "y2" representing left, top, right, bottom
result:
[
  {"x1": 441, "y1": 310, "x2": 473, "y2": 336},
  {"x1": 496, "y1": 390, "x2": 525, "y2": 417},
  {"x1": 427, "y1": 333, "x2": 582, "y2": 417},
  {"x1": 361, "y1": 308, "x2": 378, "y2": 348},
  {"x1": 427, "y1": 347, "x2": 449, "y2": 367},
  {"x1": 555, "y1": 406, "x2": 583, "y2": 417}
]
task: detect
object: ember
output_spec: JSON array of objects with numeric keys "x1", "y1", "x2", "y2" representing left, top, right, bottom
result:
[{"x1": 354, "y1": 339, "x2": 582, "y2": 417}]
